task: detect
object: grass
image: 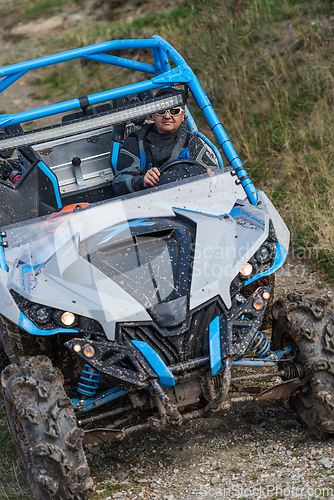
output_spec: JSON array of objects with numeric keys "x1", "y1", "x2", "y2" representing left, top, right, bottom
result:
[
  {"x1": 291, "y1": 451, "x2": 305, "y2": 458},
  {"x1": 0, "y1": 409, "x2": 31, "y2": 499},
  {"x1": 0, "y1": 0, "x2": 82, "y2": 28},
  {"x1": 21, "y1": 0, "x2": 68, "y2": 21},
  {"x1": 295, "y1": 436, "x2": 309, "y2": 444},
  {"x1": 228, "y1": 466, "x2": 242, "y2": 473},
  {"x1": 21, "y1": 0, "x2": 84, "y2": 22}
]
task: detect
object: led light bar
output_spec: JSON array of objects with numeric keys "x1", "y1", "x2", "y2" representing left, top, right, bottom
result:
[{"x1": 0, "y1": 92, "x2": 184, "y2": 152}]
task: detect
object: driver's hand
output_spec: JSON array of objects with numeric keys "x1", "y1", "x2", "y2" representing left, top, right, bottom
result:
[
  {"x1": 207, "y1": 168, "x2": 215, "y2": 177},
  {"x1": 144, "y1": 167, "x2": 160, "y2": 188}
]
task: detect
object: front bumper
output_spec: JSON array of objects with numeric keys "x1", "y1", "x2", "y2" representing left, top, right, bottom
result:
[{"x1": 65, "y1": 286, "x2": 271, "y2": 391}]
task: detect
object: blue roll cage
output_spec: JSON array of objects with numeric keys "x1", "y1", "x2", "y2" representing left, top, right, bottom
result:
[
  {"x1": 0, "y1": 36, "x2": 290, "y2": 388},
  {"x1": 0, "y1": 35, "x2": 257, "y2": 206}
]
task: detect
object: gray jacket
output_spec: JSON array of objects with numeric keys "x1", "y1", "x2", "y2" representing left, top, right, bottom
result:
[{"x1": 112, "y1": 123, "x2": 219, "y2": 196}]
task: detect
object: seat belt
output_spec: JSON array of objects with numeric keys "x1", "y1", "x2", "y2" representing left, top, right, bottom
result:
[{"x1": 159, "y1": 125, "x2": 188, "y2": 169}]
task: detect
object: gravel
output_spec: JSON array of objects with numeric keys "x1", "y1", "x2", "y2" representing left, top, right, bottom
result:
[
  {"x1": 2, "y1": 259, "x2": 334, "y2": 499},
  {"x1": 85, "y1": 401, "x2": 334, "y2": 500}
]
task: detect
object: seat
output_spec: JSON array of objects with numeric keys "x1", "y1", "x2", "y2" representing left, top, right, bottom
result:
[{"x1": 110, "y1": 90, "x2": 154, "y2": 172}]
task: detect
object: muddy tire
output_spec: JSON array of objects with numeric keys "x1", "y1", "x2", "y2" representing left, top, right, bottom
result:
[
  {"x1": 272, "y1": 290, "x2": 334, "y2": 438},
  {"x1": 1, "y1": 356, "x2": 93, "y2": 499},
  {"x1": 0, "y1": 341, "x2": 9, "y2": 371},
  {"x1": 0, "y1": 320, "x2": 10, "y2": 371}
]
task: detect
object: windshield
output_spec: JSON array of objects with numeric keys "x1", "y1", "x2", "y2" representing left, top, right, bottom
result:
[
  {"x1": 3, "y1": 170, "x2": 244, "y2": 253},
  {"x1": 1, "y1": 171, "x2": 264, "y2": 336}
]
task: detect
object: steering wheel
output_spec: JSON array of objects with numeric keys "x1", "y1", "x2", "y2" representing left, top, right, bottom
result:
[{"x1": 158, "y1": 158, "x2": 208, "y2": 175}]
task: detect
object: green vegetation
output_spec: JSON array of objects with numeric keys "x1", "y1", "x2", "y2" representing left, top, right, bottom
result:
[
  {"x1": 295, "y1": 436, "x2": 309, "y2": 444},
  {"x1": 0, "y1": 409, "x2": 31, "y2": 499},
  {"x1": 229, "y1": 466, "x2": 242, "y2": 473},
  {"x1": 291, "y1": 450, "x2": 305, "y2": 458},
  {"x1": 90, "y1": 483, "x2": 123, "y2": 499},
  {"x1": 21, "y1": 0, "x2": 68, "y2": 21},
  {"x1": 0, "y1": 0, "x2": 82, "y2": 26}
]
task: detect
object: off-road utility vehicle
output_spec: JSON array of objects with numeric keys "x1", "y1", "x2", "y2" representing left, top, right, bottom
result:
[{"x1": 0, "y1": 36, "x2": 330, "y2": 500}]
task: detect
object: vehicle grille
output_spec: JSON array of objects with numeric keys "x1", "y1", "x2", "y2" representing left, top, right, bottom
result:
[{"x1": 116, "y1": 297, "x2": 227, "y2": 366}]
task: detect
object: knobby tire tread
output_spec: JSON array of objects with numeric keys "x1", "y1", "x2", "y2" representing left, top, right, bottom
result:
[
  {"x1": 272, "y1": 290, "x2": 334, "y2": 438},
  {"x1": 1, "y1": 356, "x2": 93, "y2": 499}
]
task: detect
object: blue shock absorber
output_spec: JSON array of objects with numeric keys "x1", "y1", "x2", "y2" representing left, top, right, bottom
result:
[
  {"x1": 250, "y1": 332, "x2": 270, "y2": 357},
  {"x1": 77, "y1": 364, "x2": 102, "y2": 397}
]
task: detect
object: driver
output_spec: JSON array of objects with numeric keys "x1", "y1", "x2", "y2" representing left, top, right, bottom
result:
[{"x1": 112, "y1": 88, "x2": 219, "y2": 196}]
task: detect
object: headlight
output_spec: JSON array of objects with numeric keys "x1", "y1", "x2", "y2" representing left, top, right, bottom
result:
[
  {"x1": 83, "y1": 345, "x2": 95, "y2": 358},
  {"x1": 61, "y1": 311, "x2": 76, "y2": 326},
  {"x1": 231, "y1": 232, "x2": 278, "y2": 299},
  {"x1": 29, "y1": 305, "x2": 52, "y2": 325},
  {"x1": 240, "y1": 263, "x2": 253, "y2": 277},
  {"x1": 10, "y1": 289, "x2": 104, "y2": 334},
  {"x1": 53, "y1": 309, "x2": 77, "y2": 328},
  {"x1": 253, "y1": 297, "x2": 265, "y2": 310},
  {"x1": 254, "y1": 242, "x2": 275, "y2": 264}
]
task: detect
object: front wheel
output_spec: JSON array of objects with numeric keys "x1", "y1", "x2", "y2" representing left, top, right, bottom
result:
[
  {"x1": 0, "y1": 320, "x2": 10, "y2": 371},
  {"x1": 1, "y1": 356, "x2": 93, "y2": 499},
  {"x1": 272, "y1": 290, "x2": 334, "y2": 438},
  {"x1": 0, "y1": 341, "x2": 10, "y2": 371}
]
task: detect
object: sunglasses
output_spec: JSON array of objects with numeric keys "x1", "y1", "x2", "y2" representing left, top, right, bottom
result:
[{"x1": 155, "y1": 107, "x2": 184, "y2": 116}]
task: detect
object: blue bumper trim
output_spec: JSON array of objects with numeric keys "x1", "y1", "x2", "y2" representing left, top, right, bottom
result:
[
  {"x1": 132, "y1": 340, "x2": 175, "y2": 388},
  {"x1": 38, "y1": 161, "x2": 62, "y2": 209},
  {"x1": 229, "y1": 207, "x2": 265, "y2": 226},
  {"x1": 0, "y1": 233, "x2": 7, "y2": 272},
  {"x1": 18, "y1": 312, "x2": 78, "y2": 336},
  {"x1": 244, "y1": 242, "x2": 288, "y2": 287},
  {"x1": 111, "y1": 141, "x2": 120, "y2": 171},
  {"x1": 209, "y1": 315, "x2": 221, "y2": 376}
]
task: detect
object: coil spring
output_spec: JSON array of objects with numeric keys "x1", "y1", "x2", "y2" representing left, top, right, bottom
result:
[
  {"x1": 77, "y1": 364, "x2": 102, "y2": 397},
  {"x1": 283, "y1": 363, "x2": 304, "y2": 380},
  {"x1": 250, "y1": 332, "x2": 270, "y2": 357}
]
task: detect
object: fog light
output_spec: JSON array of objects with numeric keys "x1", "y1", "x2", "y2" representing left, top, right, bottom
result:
[
  {"x1": 73, "y1": 344, "x2": 82, "y2": 353},
  {"x1": 263, "y1": 291, "x2": 270, "y2": 300},
  {"x1": 253, "y1": 297, "x2": 264, "y2": 310},
  {"x1": 240, "y1": 263, "x2": 253, "y2": 277},
  {"x1": 30, "y1": 304, "x2": 52, "y2": 325},
  {"x1": 35, "y1": 307, "x2": 52, "y2": 324},
  {"x1": 61, "y1": 311, "x2": 76, "y2": 326},
  {"x1": 254, "y1": 244, "x2": 273, "y2": 264},
  {"x1": 83, "y1": 345, "x2": 95, "y2": 358}
]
